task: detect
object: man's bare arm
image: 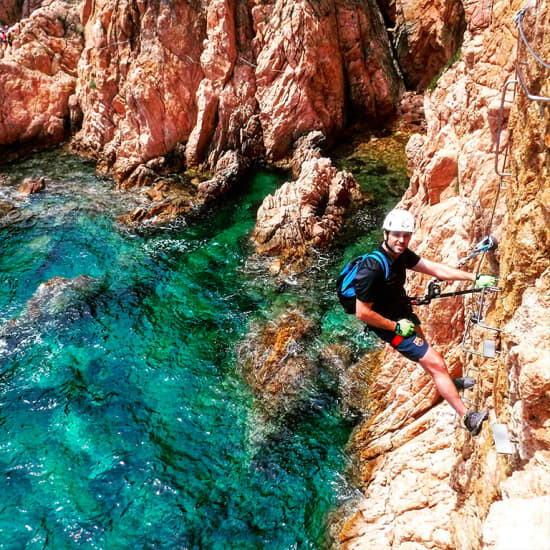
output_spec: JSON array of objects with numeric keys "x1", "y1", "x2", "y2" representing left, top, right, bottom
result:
[
  {"x1": 355, "y1": 299, "x2": 397, "y2": 332},
  {"x1": 412, "y1": 258, "x2": 475, "y2": 282}
]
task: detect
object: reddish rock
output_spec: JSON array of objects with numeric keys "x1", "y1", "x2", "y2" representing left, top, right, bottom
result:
[
  {"x1": 238, "y1": 309, "x2": 318, "y2": 416},
  {"x1": 463, "y1": 0, "x2": 493, "y2": 31},
  {"x1": 379, "y1": 0, "x2": 466, "y2": 90},
  {"x1": 185, "y1": 0, "x2": 236, "y2": 168},
  {"x1": 71, "y1": 0, "x2": 206, "y2": 185},
  {"x1": 3, "y1": 0, "x2": 403, "y2": 187},
  {"x1": 342, "y1": 1, "x2": 550, "y2": 548},
  {"x1": 0, "y1": 0, "x2": 21, "y2": 25},
  {"x1": 335, "y1": 0, "x2": 401, "y2": 119},
  {"x1": 397, "y1": 90, "x2": 426, "y2": 128},
  {"x1": 17, "y1": 176, "x2": 46, "y2": 194},
  {"x1": 0, "y1": 0, "x2": 83, "y2": 150},
  {"x1": 252, "y1": 134, "x2": 366, "y2": 269}
]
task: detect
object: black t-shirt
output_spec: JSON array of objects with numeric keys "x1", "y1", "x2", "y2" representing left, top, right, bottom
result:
[{"x1": 354, "y1": 245, "x2": 420, "y2": 322}]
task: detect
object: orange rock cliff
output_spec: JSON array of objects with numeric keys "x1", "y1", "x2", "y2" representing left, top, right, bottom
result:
[
  {"x1": 1, "y1": 0, "x2": 549, "y2": 548},
  {"x1": 339, "y1": 1, "x2": 550, "y2": 549}
]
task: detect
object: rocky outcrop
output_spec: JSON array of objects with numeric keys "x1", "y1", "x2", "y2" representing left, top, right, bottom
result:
[
  {"x1": 17, "y1": 176, "x2": 47, "y2": 194},
  {"x1": 70, "y1": 0, "x2": 205, "y2": 186},
  {"x1": 252, "y1": 132, "x2": 366, "y2": 270},
  {"x1": 3, "y1": 0, "x2": 405, "y2": 188},
  {"x1": 72, "y1": 0, "x2": 403, "y2": 187},
  {"x1": 117, "y1": 149, "x2": 245, "y2": 228},
  {"x1": 340, "y1": 1, "x2": 550, "y2": 548},
  {"x1": 0, "y1": 0, "x2": 83, "y2": 153}
]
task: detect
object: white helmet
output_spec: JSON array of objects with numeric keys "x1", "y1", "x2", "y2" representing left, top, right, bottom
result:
[{"x1": 382, "y1": 209, "x2": 415, "y2": 232}]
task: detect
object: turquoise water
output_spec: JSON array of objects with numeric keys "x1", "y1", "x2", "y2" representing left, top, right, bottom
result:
[{"x1": 0, "y1": 151, "x2": 369, "y2": 550}]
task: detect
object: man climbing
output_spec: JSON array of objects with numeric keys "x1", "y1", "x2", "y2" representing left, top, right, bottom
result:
[{"x1": 352, "y1": 209, "x2": 496, "y2": 436}]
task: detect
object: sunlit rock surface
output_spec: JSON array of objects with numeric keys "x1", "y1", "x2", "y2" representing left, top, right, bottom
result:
[
  {"x1": 0, "y1": 0, "x2": 83, "y2": 152},
  {"x1": 17, "y1": 176, "x2": 47, "y2": 194},
  {"x1": 252, "y1": 132, "x2": 366, "y2": 270},
  {"x1": 2, "y1": 0, "x2": 404, "y2": 188},
  {"x1": 376, "y1": 0, "x2": 466, "y2": 90}
]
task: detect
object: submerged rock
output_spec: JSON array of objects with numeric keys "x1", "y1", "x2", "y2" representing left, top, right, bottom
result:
[
  {"x1": 238, "y1": 309, "x2": 318, "y2": 417},
  {"x1": 0, "y1": 201, "x2": 31, "y2": 228},
  {"x1": 25, "y1": 275, "x2": 100, "y2": 319},
  {"x1": 0, "y1": 275, "x2": 101, "y2": 354}
]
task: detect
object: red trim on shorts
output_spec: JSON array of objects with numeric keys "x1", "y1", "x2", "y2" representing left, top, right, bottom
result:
[{"x1": 391, "y1": 334, "x2": 404, "y2": 347}]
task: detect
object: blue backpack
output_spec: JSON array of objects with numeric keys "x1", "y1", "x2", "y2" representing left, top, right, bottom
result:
[{"x1": 336, "y1": 250, "x2": 390, "y2": 313}]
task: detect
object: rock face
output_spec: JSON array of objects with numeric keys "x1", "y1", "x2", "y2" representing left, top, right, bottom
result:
[
  {"x1": 0, "y1": 0, "x2": 21, "y2": 24},
  {"x1": 71, "y1": 0, "x2": 403, "y2": 187},
  {"x1": 3, "y1": 0, "x2": 406, "y2": 188},
  {"x1": 377, "y1": 0, "x2": 466, "y2": 90},
  {"x1": 0, "y1": 0, "x2": 83, "y2": 152},
  {"x1": 340, "y1": 1, "x2": 550, "y2": 548}
]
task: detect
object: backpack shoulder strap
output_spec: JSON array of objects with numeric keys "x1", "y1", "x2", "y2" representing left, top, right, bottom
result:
[{"x1": 367, "y1": 250, "x2": 390, "y2": 280}]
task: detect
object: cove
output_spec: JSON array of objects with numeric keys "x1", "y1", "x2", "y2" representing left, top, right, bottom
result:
[{"x1": 0, "y1": 150, "x2": 365, "y2": 550}]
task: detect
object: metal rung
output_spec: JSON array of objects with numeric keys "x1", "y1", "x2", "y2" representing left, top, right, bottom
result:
[
  {"x1": 463, "y1": 341, "x2": 501, "y2": 357},
  {"x1": 491, "y1": 424, "x2": 516, "y2": 454},
  {"x1": 515, "y1": 62, "x2": 550, "y2": 103},
  {"x1": 483, "y1": 339, "x2": 498, "y2": 358},
  {"x1": 471, "y1": 318, "x2": 502, "y2": 333}
]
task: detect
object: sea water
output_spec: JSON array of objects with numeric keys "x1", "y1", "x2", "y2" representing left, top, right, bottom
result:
[{"x1": 0, "y1": 150, "x2": 377, "y2": 550}]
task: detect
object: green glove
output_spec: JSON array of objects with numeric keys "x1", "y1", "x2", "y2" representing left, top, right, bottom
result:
[
  {"x1": 396, "y1": 319, "x2": 415, "y2": 337},
  {"x1": 475, "y1": 274, "x2": 497, "y2": 289}
]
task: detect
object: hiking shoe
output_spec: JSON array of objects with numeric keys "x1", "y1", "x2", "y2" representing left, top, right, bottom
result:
[
  {"x1": 463, "y1": 410, "x2": 489, "y2": 436},
  {"x1": 453, "y1": 377, "x2": 476, "y2": 391}
]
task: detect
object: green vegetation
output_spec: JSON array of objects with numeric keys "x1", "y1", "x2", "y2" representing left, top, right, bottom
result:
[{"x1": 427, "y1": 47, "x2": 462, "y2": 92}]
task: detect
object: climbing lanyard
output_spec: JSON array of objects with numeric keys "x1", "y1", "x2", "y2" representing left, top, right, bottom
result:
[
  {"x1": 410, "y1": 236, "x2": 497, "y2": 305},
  {"x1": 410, "y1": 281, "x2": 487, "y2": 306}
]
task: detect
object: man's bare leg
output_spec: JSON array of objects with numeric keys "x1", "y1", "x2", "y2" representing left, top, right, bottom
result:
[{"x1": 418, "y1": 345, "x2": 467, "y2": 416}]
